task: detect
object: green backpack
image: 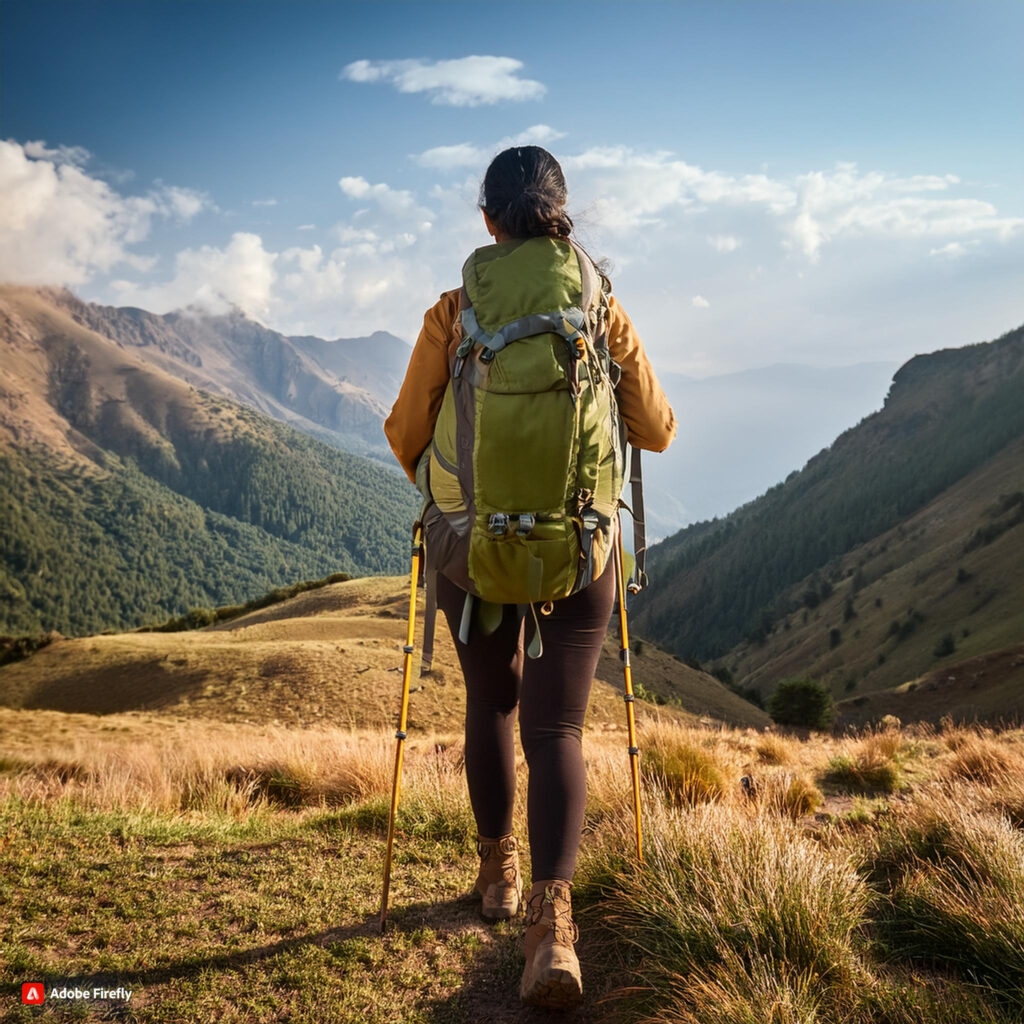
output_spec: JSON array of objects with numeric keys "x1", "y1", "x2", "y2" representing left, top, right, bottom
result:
[{"x1": 416, "y1": 235, "x2": 631, "y2": 663}]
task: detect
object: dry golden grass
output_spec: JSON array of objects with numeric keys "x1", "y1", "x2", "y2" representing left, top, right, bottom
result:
[
  {"x1": 823, "y1": 730, "x2": 908, "y2": 794},
  {"x1": 5, "y1": 709, "x2": 1024, "y2": 1022},
  {"x1": 762, "y1": 772, "x2": 826, "y2": 819},
  {"x1": 0, "y1": 710, "x2": 405, "y2": 815},
  {"x1": 0, "y1": 574, "x2": 772, "y2": 736},
  {"x1": 754, "y1": 731, "x2": 798, "y2": 765},
  {"x1": 640, "y1": 722, "x2": 735, "y2": 807},
  {"x1": 940, "y1": 725, "x2": 1022, "y2": 784}
]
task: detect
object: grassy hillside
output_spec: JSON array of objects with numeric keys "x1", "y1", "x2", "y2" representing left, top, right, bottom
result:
[
  {"x1": 715, "y1": 436, "x2": 1024, "y2": 722},
  {"x1": 3, "y1": 710, "x2": 1023, "y2": 1022},
  {"x1": 0, "y1": 574, "x2": 769, "y2": 731},
  {"x1": 635, "y1": 322, "x2": 1024, "y2": 663},
  {"x1": 0, "y1": 287, "x2": 420, "y2": 636}
]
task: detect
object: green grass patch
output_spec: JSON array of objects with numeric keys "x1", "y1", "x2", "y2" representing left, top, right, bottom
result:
[
  {"x1": 642, "y1": 739, "x2": 728, "y2": 806},
  {"x1": 825, "y1": 752, "x2": 904, "y2": 793}
]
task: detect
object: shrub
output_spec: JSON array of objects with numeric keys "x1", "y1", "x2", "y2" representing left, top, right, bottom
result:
[
  {"x1": 643, "y1": 737, "x2": 728, "y2": 806},
  {"x1": 942, "y1": 733, "x2": 1019, "y2": 785},
  {"x1": 760, "y1": 773, "x2": 824, "y2": 819},
  {"x1": 755, "y1": 733, "x2": 796, "y2": 765},
  {"x1": 825, "y1": 748, "x2": 903, "y2": 794},
  {"x1": 768, "y1": 678, "x2": 835, "y2": 731},
  {"x1": 0, "y1": 632, "x2": 59, "y2": 667},
  {"x1": 933, "y1": 633, "x2": 956, "y2": 657},
  {"x1": 710, "y1": 665, "x2": 733, "y2": 687},
  {"x1": 185, "y1": 607, "x2": 216, "y2": 629}
]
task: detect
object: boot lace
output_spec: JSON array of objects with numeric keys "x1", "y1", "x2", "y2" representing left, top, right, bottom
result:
[
  {"x1": 524, "y1": 883, "x2": 579, "y2": 944},
  {"x1": 477, "y1": 835, "x2": 520, "y2": 889}
]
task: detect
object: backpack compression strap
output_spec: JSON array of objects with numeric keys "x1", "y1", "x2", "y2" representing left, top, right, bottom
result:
[{"x1": 457, "y1": 306, "x2": 588, "y2": 364}]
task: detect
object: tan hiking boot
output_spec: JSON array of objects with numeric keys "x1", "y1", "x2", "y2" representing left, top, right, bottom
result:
[
  {"x1": 520, "y1": 879, "x2": 582, "y2": 1009},
  {"x1": 474, "y1": 834, "x2": 522, "y2": 920}
]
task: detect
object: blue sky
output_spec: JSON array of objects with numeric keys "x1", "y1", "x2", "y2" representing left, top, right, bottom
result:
[{"x1": 2, "y1": 0, "x2": 1022, "y2": 374}]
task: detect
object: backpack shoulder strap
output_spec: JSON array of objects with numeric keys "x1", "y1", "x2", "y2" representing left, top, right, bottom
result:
[{"x1": 567, "y1": 238, "x2": 601, "y2": 315}]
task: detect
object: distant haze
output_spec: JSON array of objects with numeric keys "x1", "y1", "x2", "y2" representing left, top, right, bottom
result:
[{"x1": 642, "y1": 361, "x2": 898, "y2": 538}]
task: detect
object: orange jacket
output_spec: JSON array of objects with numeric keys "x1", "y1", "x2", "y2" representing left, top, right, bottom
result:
[{"x1": 384, "y1": 287, "x2": 677, "y2": 483}]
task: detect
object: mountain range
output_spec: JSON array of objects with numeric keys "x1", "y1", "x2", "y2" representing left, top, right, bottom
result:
[
  {"x1": 3, "y1": 287, "x2": 905, "y2": 538},
  {"x1": 50, "y1": 288, "x2": 410, "y2": 458},
  {"x1": 634, "y1": 321, "x2": 1024, "y2": 723},
  {"x1": 0, "y1": 286, "x2": 419, "y2": 636},
  {"x1": 3, "y1": 283, "x2": 1022, "y2": 726}
]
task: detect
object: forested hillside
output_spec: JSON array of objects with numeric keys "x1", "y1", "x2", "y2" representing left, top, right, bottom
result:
[
  {"x1": 718, "y1": 436, "x2": 1024, "y2": 717},
  {"x1": 634, "y1": 323, "x2": 1024, "y2": 663},
  {"x1": 0, "y1": 287, "x2": 420, "y2": 636}
]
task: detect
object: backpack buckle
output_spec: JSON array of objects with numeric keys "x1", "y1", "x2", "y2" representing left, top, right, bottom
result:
[
  {"x1": 487, "y1": 513, "x2": 510, "y2": 536},
  {"x1": 516, "y1": 513, "x2": 535, "y2": 537}
]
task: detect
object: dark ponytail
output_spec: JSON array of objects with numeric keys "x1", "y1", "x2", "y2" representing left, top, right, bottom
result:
[{"x1": 480, "y1": 146, "x2": 574, "y2": 240}]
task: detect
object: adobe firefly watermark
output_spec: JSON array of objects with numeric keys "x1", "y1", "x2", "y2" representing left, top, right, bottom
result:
[{"x1": 21, "y1": 982, "x2": 134, "y2": 1005}]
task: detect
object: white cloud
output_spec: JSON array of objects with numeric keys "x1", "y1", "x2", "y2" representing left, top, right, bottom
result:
[
  {"x1": 929, "y1": 241, "x2": 978, "y2": 258},
  {"x1": 0, "y1": 142, "x2": 216, "y2": 287},
  {"x1": 156, "y1": 184, "x2": 212, "y2": 221},
  {"x1": 547, "y1": 147, "x2": 1024, "y2": 269},
  {"x1": 561, "y1": 147, "x2": 798, "y2": 233},
  {"x1": 415, "y1": 124, "x2": 566, "y2": 170},
  {"x1": 339, "y1": 175, "x2": 418, "y2": 214},
  {"x1": 105, "y1": 167, "x2": 470, "y2": 337},
  {"x1": 416, "y1": 143, "x2": 483, "y2": 171},
  {"x1": 22, "y1": 139, "x2": 91, "y2": 166},
  {"x1": 787, "y1": 165, "x2": 1022, "y2": 260},
  {"x1": 341, "y1": 56, "x2": 545, "y2": 106},
  {"x1": 708, "y1": 234, "x2": 741, "y2": 253},
  {"x1": 14, "y1": 135, "x2": 1017, "y2": 381},
  {"x1": 252, "y1": 198, "x2": 278, "y2": 207},
  {"x1": 0, "y1": 139, "x2": 161, "y2": 285},
  {"x1": 112, "y1": 232, "x2": 277, "y2": 318}
]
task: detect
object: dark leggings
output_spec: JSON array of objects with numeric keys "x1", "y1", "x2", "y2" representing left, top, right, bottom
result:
[{"x1": 436, "y1": 565, "x2": 617, "y2": 882}]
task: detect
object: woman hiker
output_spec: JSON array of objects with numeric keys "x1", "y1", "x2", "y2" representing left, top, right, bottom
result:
[{"x1": 384, "y1": 145, "x2": 676, "y2": 1009}]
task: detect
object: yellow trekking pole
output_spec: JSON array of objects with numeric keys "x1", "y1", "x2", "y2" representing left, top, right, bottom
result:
[
  {"x1": 379, "y1": 522, "x2": 423, "y2": 932},
  {"x1": 613, "y1": 514, "x2": 643, "y2": 863}
]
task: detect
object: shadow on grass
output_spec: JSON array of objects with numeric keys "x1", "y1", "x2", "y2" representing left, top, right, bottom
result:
[
  {"x1": 1, "y1": 920, "x2": 376, "y2": 1001},
  {"x1": 384, "y1": 894, "x2": 619, "y2": 1024},
  {"x1": 4, "y1": 893, "x2": 622, "y2": 1024}
]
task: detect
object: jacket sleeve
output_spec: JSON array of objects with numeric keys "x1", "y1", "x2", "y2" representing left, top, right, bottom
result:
[
  {"x1": 605, "y1": 294, "x2": 677, "y2": 452},
  {"x1": 384, "y1": 289, "x2": 460, "y2": 483}
]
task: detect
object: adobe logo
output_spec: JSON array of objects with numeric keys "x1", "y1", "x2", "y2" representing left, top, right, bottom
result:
[{"x1": 22, "y1": 983, "x2": 45, "y2": 1004}]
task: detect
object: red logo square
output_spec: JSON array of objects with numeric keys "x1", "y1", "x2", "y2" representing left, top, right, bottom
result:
[{"x1": 22, "y1": 983, "x2": 45, "y2": 1004}]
